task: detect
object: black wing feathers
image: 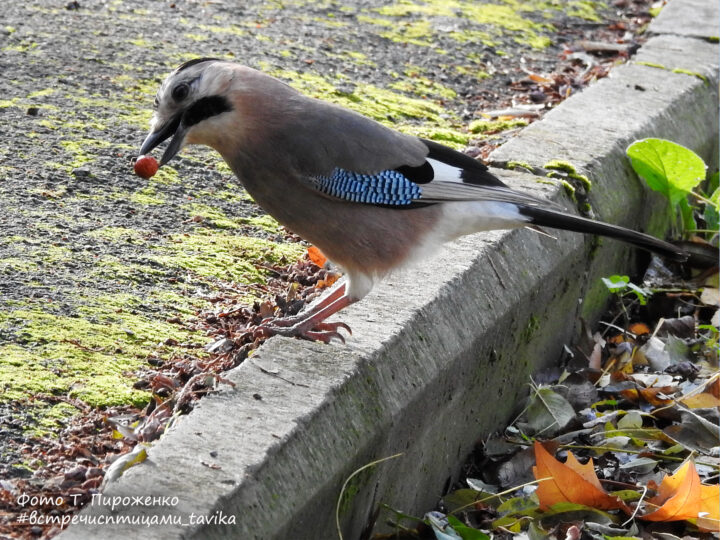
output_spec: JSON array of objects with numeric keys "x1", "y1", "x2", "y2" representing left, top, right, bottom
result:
[
  {"x1": 395, "y1": 161, "x2": 434, "y2": 184},
  {"x1": 422, "y1": 139, "x2": 507, "y2": 187},
  {"x1": 393, "y1": 139, "x2": 506, "y2": 188}
]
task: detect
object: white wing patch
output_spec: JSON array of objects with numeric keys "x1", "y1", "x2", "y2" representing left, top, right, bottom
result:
[
  {"x1": 427, "y1": 158, "x2": 464, "y2": 183},
  {"x1": 423, "y1": 158, "x2": 566, "y2": 210}
]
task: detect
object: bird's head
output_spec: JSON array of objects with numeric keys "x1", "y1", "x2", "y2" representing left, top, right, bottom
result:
[{"x1": 139, "y1": 57, "x2": 236, "y2": 166}]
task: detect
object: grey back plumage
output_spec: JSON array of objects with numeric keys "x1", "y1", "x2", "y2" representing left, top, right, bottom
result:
[{"x1": 219, "y1": 64, "x2": 429, "y2": 176}]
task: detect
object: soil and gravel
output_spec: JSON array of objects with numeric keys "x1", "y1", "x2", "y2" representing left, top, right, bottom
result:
[{"x1": 0, "y1": 0, "x2": 663, "y2": 537}]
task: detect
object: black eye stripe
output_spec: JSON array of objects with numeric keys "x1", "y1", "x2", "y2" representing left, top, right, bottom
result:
[{"x1": 182, "y1": 96, "x2": 232, "y2": 127}]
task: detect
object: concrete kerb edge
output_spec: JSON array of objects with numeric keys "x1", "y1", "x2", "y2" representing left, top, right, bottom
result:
[{"x1": 59, "y1": 4, "x2": 719, "y2": 539}]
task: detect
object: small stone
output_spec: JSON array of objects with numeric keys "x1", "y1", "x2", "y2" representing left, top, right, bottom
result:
[
  {"x1": 206, "y1": 337, "x2": 234, "y2": 354},
  {"x1": 64, "y1": 465, "x2": 87, "y2": 481},
  {"x1": 529, "y1": 90, "x2": 547, "y2": 103},
  {"x1": 334, "y1": 82, "x2": 356, "y2": 95},
  {"x1": 72, "y1": 167, "x2": 93, "y2": 179},
  {"x1": 26, "y1": 106, "x2": 40, "y2": 116},
  {"x1": 85, "y1": 467, "x2": 104, "y2": 478}
]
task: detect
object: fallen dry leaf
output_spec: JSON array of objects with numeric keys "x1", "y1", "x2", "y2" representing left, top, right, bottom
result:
[
  {"x1": 307, "y1": 245, "x2": 327, "y2": 267},
  {"x1": 620, "y1": 386, "x2": 675, "y2": 407},
  {"x1": 696, "y1": 483, "x2": 720, "y2": 532},
  {"x1": 608, "y1": 333, "x2": 633, "y2": 345},
  {"x1": 532, "y1": 442, "x2": 628, "y2": 511},
  {"x1": 707, "y1": 376, "x2": 720, "y2": 398},
  {"x1": 664, "y1": 410, "x2": 720, "y2": 454},
  {"x1": 641, "y1": 460, "x2": 701, "y2": 522},
  {"x1": 681, "y1": 392, "x2": 720, "y2": 409},
  {"x1": 627, "y1": 373, "x2": 676, "y2": 387},
  {"x1": 700, "y1": 287, "x2": 719, "y2": 306},
  {"x1": 628, "y1": 322, "x2": 651, "y2": 335},
  {"x1": 658, "y1": 316, "x2": 696, "y2": 339},
  {"x1": 588, "y1": 340, "x2": 603, "y2": 370},
  {"x1": 316, "y1": 272, "x2": 340, "y2": 289},
  {"x1": 528, "y1": 72, "x2": 552, "y2": 83},
  {"x1": 681, "y1": 375, "x2": 720, "y2": 409}
]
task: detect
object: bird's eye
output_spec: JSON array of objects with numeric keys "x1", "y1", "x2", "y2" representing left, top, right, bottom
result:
[
  {"x1": 153, "y1": 96, "x2": 159, "y2": 110},
  {"x1": 171, "y1": 83, "x2": 190, "y2": 102}
]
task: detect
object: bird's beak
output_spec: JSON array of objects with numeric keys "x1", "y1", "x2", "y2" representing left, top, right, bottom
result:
[{"x1": 139, "y1": 113, "x2": 187, "y2": 166}]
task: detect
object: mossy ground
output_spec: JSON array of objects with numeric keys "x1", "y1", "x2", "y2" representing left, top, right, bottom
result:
[{"x1": 1, "y1": 0, "x2": 615, "y2": 444}]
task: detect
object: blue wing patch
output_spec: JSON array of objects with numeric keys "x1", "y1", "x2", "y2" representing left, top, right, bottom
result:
[{"x1": 313, "y1": 168, "x2": 421, "y2": 206}]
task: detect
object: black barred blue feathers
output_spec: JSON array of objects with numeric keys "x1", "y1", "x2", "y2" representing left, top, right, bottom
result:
[{"x1": 314, "y1": 168, "x2": 421, "y2": 206}]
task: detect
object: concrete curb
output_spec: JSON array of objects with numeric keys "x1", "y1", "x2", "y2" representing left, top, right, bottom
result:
[{"x1": 60, "y1": 2, "x2": 719, "y2": 539}]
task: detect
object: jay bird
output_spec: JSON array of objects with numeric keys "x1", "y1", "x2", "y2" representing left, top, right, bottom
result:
[{"x1": 139, "y1": 58, "x2": 685, "y2": 343}]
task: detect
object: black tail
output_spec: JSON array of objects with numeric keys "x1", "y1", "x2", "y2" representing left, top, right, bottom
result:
[{"x1": 518, "y1": 206, "x2": 687, "y2": 262}]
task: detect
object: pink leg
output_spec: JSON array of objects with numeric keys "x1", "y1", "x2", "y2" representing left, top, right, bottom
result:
[
  {"x1": 256, "y1": 282, "x2": 355, "y2": 344},
  {"x1": 264, "y1": 281, "x2": 347, "y2": 327}
]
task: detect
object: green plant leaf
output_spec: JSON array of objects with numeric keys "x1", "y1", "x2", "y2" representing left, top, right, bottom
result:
[
  {"x1": 446, "y1": 515, "x2": 491, "y2": 540},
  {"x1": 613, "y1": 489, "x2": 643, "y2": 502},
  {"x1": 602, "y1": 275, "x2": 650, "y2": 303},
  {"x1": 491, "y1": 514, "x2": 531, "y2": 532},
  {"x1": 708, "y1": 171, "x2": 719, "y2": 195},
  {"x1": 678, "y1": 197, "x2": 697, "y2": 233},
  {"x1": 602, "y1": 275, "x2": 630, "y2": 293},
  {"x1": 543, "y1": 502, "x2": 618, "y2": 524},
  {"x1": 497, "y1": 495, "x2": 539, "y2": 516},
  {"x1": 626, "y1": 282, "x2": 651, "y2": 305},
  {"x1": 626, "y1": 138, "x2": 706, "y2": 207},
  {"x1": 442, "y1": 489, "x2": 489, "y2": 513},
  {"x1": 704, "y1": 187, "x2": 719, "y2": 232}
]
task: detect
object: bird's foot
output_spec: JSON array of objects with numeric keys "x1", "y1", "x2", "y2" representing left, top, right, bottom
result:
[
  {"x1": 258, "y1": 315, "x2": 301, "y2": 328},
  {"x1": 254, "y1": 319, "x2": 352, "y2": 344}
]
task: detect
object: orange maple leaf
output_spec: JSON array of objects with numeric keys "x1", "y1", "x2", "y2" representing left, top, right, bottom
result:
[
  {"x1": 641, "y1": 460, "x2": 701, "y2": 521},
  {"x1": 697, "y1": 483, "x2": 720, "y2": 532},
  {"x1": 639, "y1": 460, "x2": 720, "y2": 531},
  {"x1": 307, "y1": 246, "x2": 327, "y2": 267},
  {"x1": 533, "y1": 442, "x2": 628, "y2": 511}
]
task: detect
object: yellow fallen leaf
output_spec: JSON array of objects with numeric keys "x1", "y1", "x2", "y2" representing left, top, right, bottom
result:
[{"x1": 681, "y1": 392, "x2": 720, "y2": 409}]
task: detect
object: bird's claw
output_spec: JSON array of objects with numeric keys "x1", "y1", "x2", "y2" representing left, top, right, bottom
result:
[
  {"x1": 254, "y1": 320, "x2": 351, "y2": 344},
  {"x1": 314, "y1": 321, "x2": 352, "y2": 335},
  {"x1": 259, "y1": 316, "x2": 298, "y2": 328},
  {"x1": 301, "y1": 329, "x2": 346, "y2": 344}
]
